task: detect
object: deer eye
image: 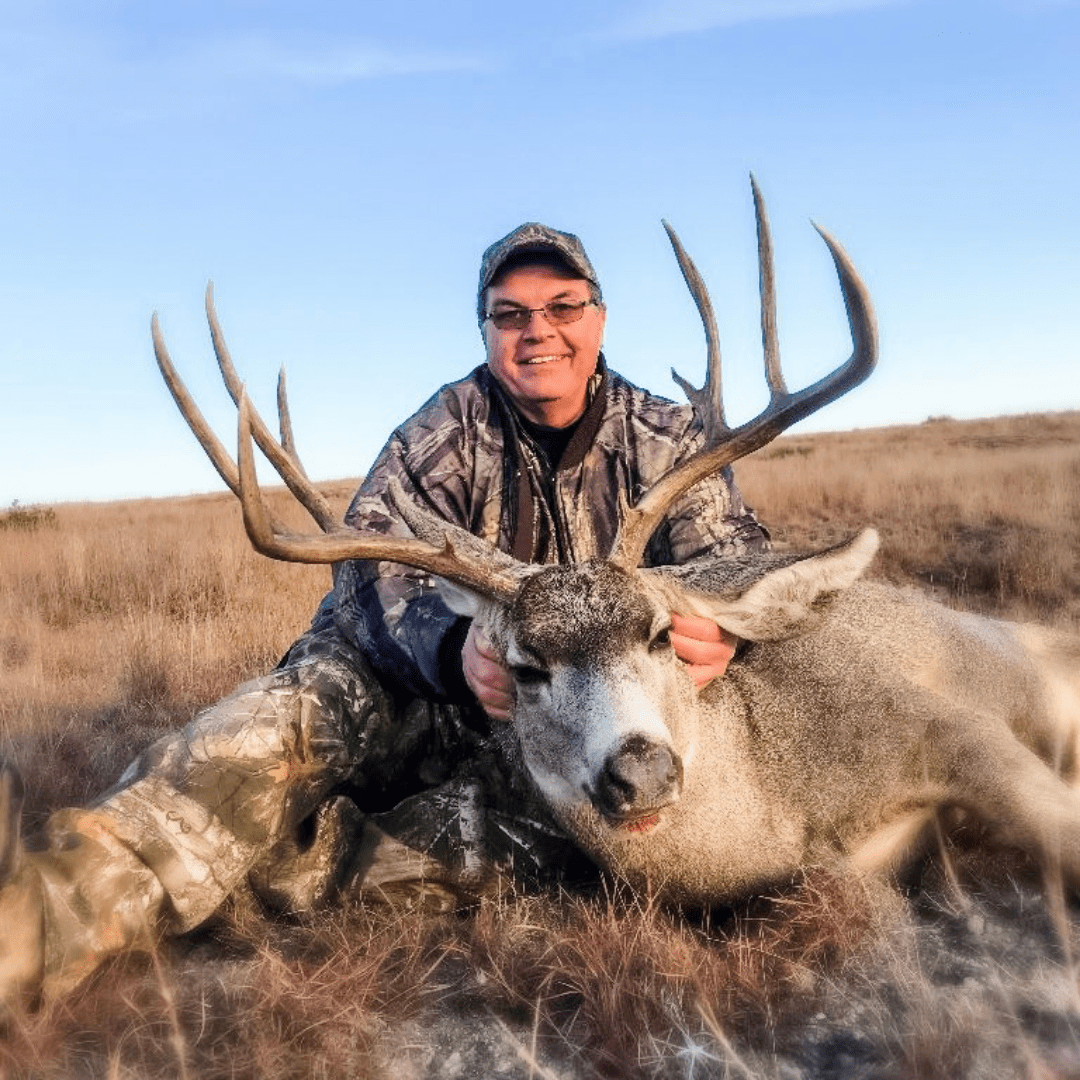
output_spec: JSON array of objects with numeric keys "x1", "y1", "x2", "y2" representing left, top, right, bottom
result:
[
  {"x1": 511, "y1": 664, "x2": 550, "y2": 687},
  {"x1": 649, "y1": 626, "x2": 673, "y2": 652}
]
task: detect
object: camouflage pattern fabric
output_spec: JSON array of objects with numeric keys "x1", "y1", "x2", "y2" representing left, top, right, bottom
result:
[{"x1": 332, "y1": 360, "x2": 768, "y2": 700}]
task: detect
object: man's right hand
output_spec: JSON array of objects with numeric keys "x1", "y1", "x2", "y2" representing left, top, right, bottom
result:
[{"x1": 462, "y1": 622, "x2": 514, "y2": 722}]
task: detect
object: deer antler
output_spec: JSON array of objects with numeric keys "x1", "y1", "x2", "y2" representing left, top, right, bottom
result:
[
  {"x1": 153, "y1": 295, "x2": 522, "y2": 603},
  {"x1": 276, "y1": 368, "x2": 305, "y2": 477},
  {"x1": 607, "y1": 175, "x2": 878, "y2": 571},
  {"x1": 152, "y1": 295, "x2": 333, "y2": 532},
  {"x1": 234, "y1": 392, "x2": 522, "y2": 600},
  {"x1": 155, "y1": 181, "x2": 875, "y2": 599},
  {"x1": 203, "y1": 284, "x2": 335, "y2": 529}
]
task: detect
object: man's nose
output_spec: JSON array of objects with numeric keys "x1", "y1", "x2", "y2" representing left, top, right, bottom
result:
[{"x1": 521, "y1": 309, "x2": 556, "y2": 341}]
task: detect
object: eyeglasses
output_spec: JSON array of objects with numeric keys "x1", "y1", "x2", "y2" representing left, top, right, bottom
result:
[{"x1": 484, "y1": 299, "x2": 599, "y2": 331}]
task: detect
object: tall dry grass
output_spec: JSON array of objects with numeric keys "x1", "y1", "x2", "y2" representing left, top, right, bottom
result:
[
  {"x1": 2, "y1": 410, "x2": 1079, "y2": 1078},
  {"x1": 0, "y1": 484, "x2": 354, "y2": 823},
  {"x1": 737, "y1": 410, "x2": 1080, "y2": 625}
]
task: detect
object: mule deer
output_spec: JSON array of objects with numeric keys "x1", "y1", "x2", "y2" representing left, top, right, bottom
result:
[{"x1": 152, "y1": 181, "x2": 1080, "y2": 905}]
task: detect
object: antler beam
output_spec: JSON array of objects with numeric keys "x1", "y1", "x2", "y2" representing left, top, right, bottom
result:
[
  {"x1": 234, "y1": 392, "x2": 521, "y2": 600},
  {"x1": 608, "y1": 176, "x2": 878, "y2": 571}
]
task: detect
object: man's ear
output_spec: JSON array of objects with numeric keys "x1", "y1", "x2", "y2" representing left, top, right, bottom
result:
[{"x1": 648, "y1": 529, "x2": 879, "y2": 642}]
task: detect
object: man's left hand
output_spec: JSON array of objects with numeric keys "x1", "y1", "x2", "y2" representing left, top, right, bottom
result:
[{"x1": 670, "y1": 613, "x2": 737, "y2": 688}]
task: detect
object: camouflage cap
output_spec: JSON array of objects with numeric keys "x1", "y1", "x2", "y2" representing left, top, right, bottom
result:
[{"x1": 477, "y1": 222, "x2": 601, "y2": 324}]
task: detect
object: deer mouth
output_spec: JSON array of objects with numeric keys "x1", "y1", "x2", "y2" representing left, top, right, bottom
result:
[{"x1": 603, "y1": 809, "x2": 665, "y2": 836}]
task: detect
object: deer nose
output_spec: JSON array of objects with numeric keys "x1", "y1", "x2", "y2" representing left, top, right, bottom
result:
[{"x1": 594, "y1": 735, "x2": 682, "y2": 820}]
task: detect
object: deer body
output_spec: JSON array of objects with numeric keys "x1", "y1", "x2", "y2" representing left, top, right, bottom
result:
[
  {"x1": 148, "y1": 179, "x2": 1080, "y2": 901},
  {"x1": 450, "y1": 541, "x2": 1080, "y2": 903}
]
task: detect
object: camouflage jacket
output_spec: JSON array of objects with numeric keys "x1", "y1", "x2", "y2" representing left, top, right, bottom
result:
[{"x1": 314, "y1": 359, "x2": 768, "y2": 701}]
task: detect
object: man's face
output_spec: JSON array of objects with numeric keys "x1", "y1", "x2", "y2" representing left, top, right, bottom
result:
[{"x1": 482, "y1": 265, "x2": 606, "y2": 429}]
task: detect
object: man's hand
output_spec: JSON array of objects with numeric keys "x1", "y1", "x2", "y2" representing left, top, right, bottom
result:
[
  {"x1": 670, "y1": 613, "x2": 738, "y2": 688},
  {"x1": 462, "y1": 622, "x2": 515, "y2": 721}
]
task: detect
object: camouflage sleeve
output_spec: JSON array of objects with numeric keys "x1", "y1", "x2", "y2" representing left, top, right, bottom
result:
[
  {"x1": 328, "y1": 421, "x2": 473, "y2": 703},
  {"x1": 645, "y1": 456, "x2": 770, "y2": 568}
]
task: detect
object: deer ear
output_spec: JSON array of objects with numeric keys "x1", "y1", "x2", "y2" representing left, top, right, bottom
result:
[
  {"x1": 708, "y1": 528, "x2": 879, "y2": 640},
  {"x1": 434, "y1": 578, "x2": 486, "y2": 619},
  {"x1": 656, "y1": 529, "x2": 879, "y2": 642},
  {"x1": 435, "y1": 580, "x2": 512, "y2": 659}
]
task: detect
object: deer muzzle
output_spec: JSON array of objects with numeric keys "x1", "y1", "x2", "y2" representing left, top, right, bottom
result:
[{"x1": 593, "y1": 734, "x2": 683, "y2": 827}]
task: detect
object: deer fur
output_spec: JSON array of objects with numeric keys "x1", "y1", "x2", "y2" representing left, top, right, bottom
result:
[{"x1": 438, "y1": 530, "x2": 1080, "y2": 903}]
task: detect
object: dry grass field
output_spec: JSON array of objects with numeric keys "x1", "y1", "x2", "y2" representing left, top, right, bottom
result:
[{"x1": 1, "y1": 409, "x2": 1079, "y2": 1078}]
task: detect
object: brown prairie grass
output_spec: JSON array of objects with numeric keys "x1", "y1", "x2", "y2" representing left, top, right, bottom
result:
[
  {"x1": 0, "y1": 873, "x2": 885, "y2": 1080},
  {"x1": 0, "y1": 484, "x2": 354, "y2": 825},
  {"x1": 1, "y1": 410, "x2": 1080, "y2": 1078},
  {"x1": 737, "y1": 410, "x2": 1080, "y2": 626}
]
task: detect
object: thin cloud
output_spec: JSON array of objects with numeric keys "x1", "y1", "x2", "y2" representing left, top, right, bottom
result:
[
  {"x1": 193, "y1": 35, "x2": 487, "y2": 85},
  {"x1": 0, "y1": 15, "x2": 487, "y2": 112},
  {"x1": 601, "y1": 0, "x2": 910, "y2": 43}
]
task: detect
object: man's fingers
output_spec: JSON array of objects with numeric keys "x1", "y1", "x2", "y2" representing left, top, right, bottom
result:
[
  {"x1": 465, "y1": 643, "x2": 511, "y2": 692},
  {"x1": 669, "y1": 614, "x2": 738, "y2": 686},
  {"x1": 465, "y1": 663, "x2": 513, "y2": 718},
  {"x1": 471, "y1": 626, "x2": 502, "y2": 662},
  {"x1": 463, "y1": 621, "x2": 515, "y2": 720},
  {"x1": 683, "y1": 662, "x2": 728, "y2": 689},
  {"x1": 673, "y1": 630, "x2": 725, "y2": 665},
  {"x1": 468, "y1": 661, "x2": 513, "y2": 702},
  {"x1": 670, "y1": 612, "x2": 722, "y2": 642},
  {"x1": 670, "y1": 629, "x2": 736, "y2": 667}
]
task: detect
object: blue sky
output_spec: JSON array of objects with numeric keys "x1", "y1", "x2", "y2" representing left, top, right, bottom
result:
[{"x1": 2, "y1": 0, "x2": 1077, "y2": 506}]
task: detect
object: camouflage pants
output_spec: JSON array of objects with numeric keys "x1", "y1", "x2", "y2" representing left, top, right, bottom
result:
[{"x1": 23, "y1": 626, "x2": 589, "y2": 998}]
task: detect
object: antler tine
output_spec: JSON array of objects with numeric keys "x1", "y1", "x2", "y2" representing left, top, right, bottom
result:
[
  {"x1": 236, "y1": 391, "x2": 521, "y2": 601},
  {"x1": 152, "y1": 312, "x2": 244, "y2": 502},
  {"x1": 608, "y1": 183, "x2": 878, "y2": 572},
  {"x1": 750, "y1": 172, "x2": 787, "y2": 398},
  {"x1": 663, "y1": 220, "x2": 728, "y2": 440},
  {"x1": 204, "y1": 283, "x2": 336, "y2": 531},
  {"x1": 237, "y1": 390, "x2": 277, "y2": 551},
  {"x1": 276, "y1": 367, "x2": 308, "y2": 478},
  {"x1": 811, "y1": 222, "x2": 878, "y2": 381},
  {"x1": 155, "y1": 315, "x2": 309, "y2": 536}
]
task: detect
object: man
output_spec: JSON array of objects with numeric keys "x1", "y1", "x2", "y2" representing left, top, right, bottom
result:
[{"x1": 0, "y1": 223, "x2": 767, "y2": 1009}]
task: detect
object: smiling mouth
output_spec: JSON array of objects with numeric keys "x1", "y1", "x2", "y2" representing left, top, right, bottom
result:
[{"x1": 520, "y1": 354, "x2": 568, "y2": 366}]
